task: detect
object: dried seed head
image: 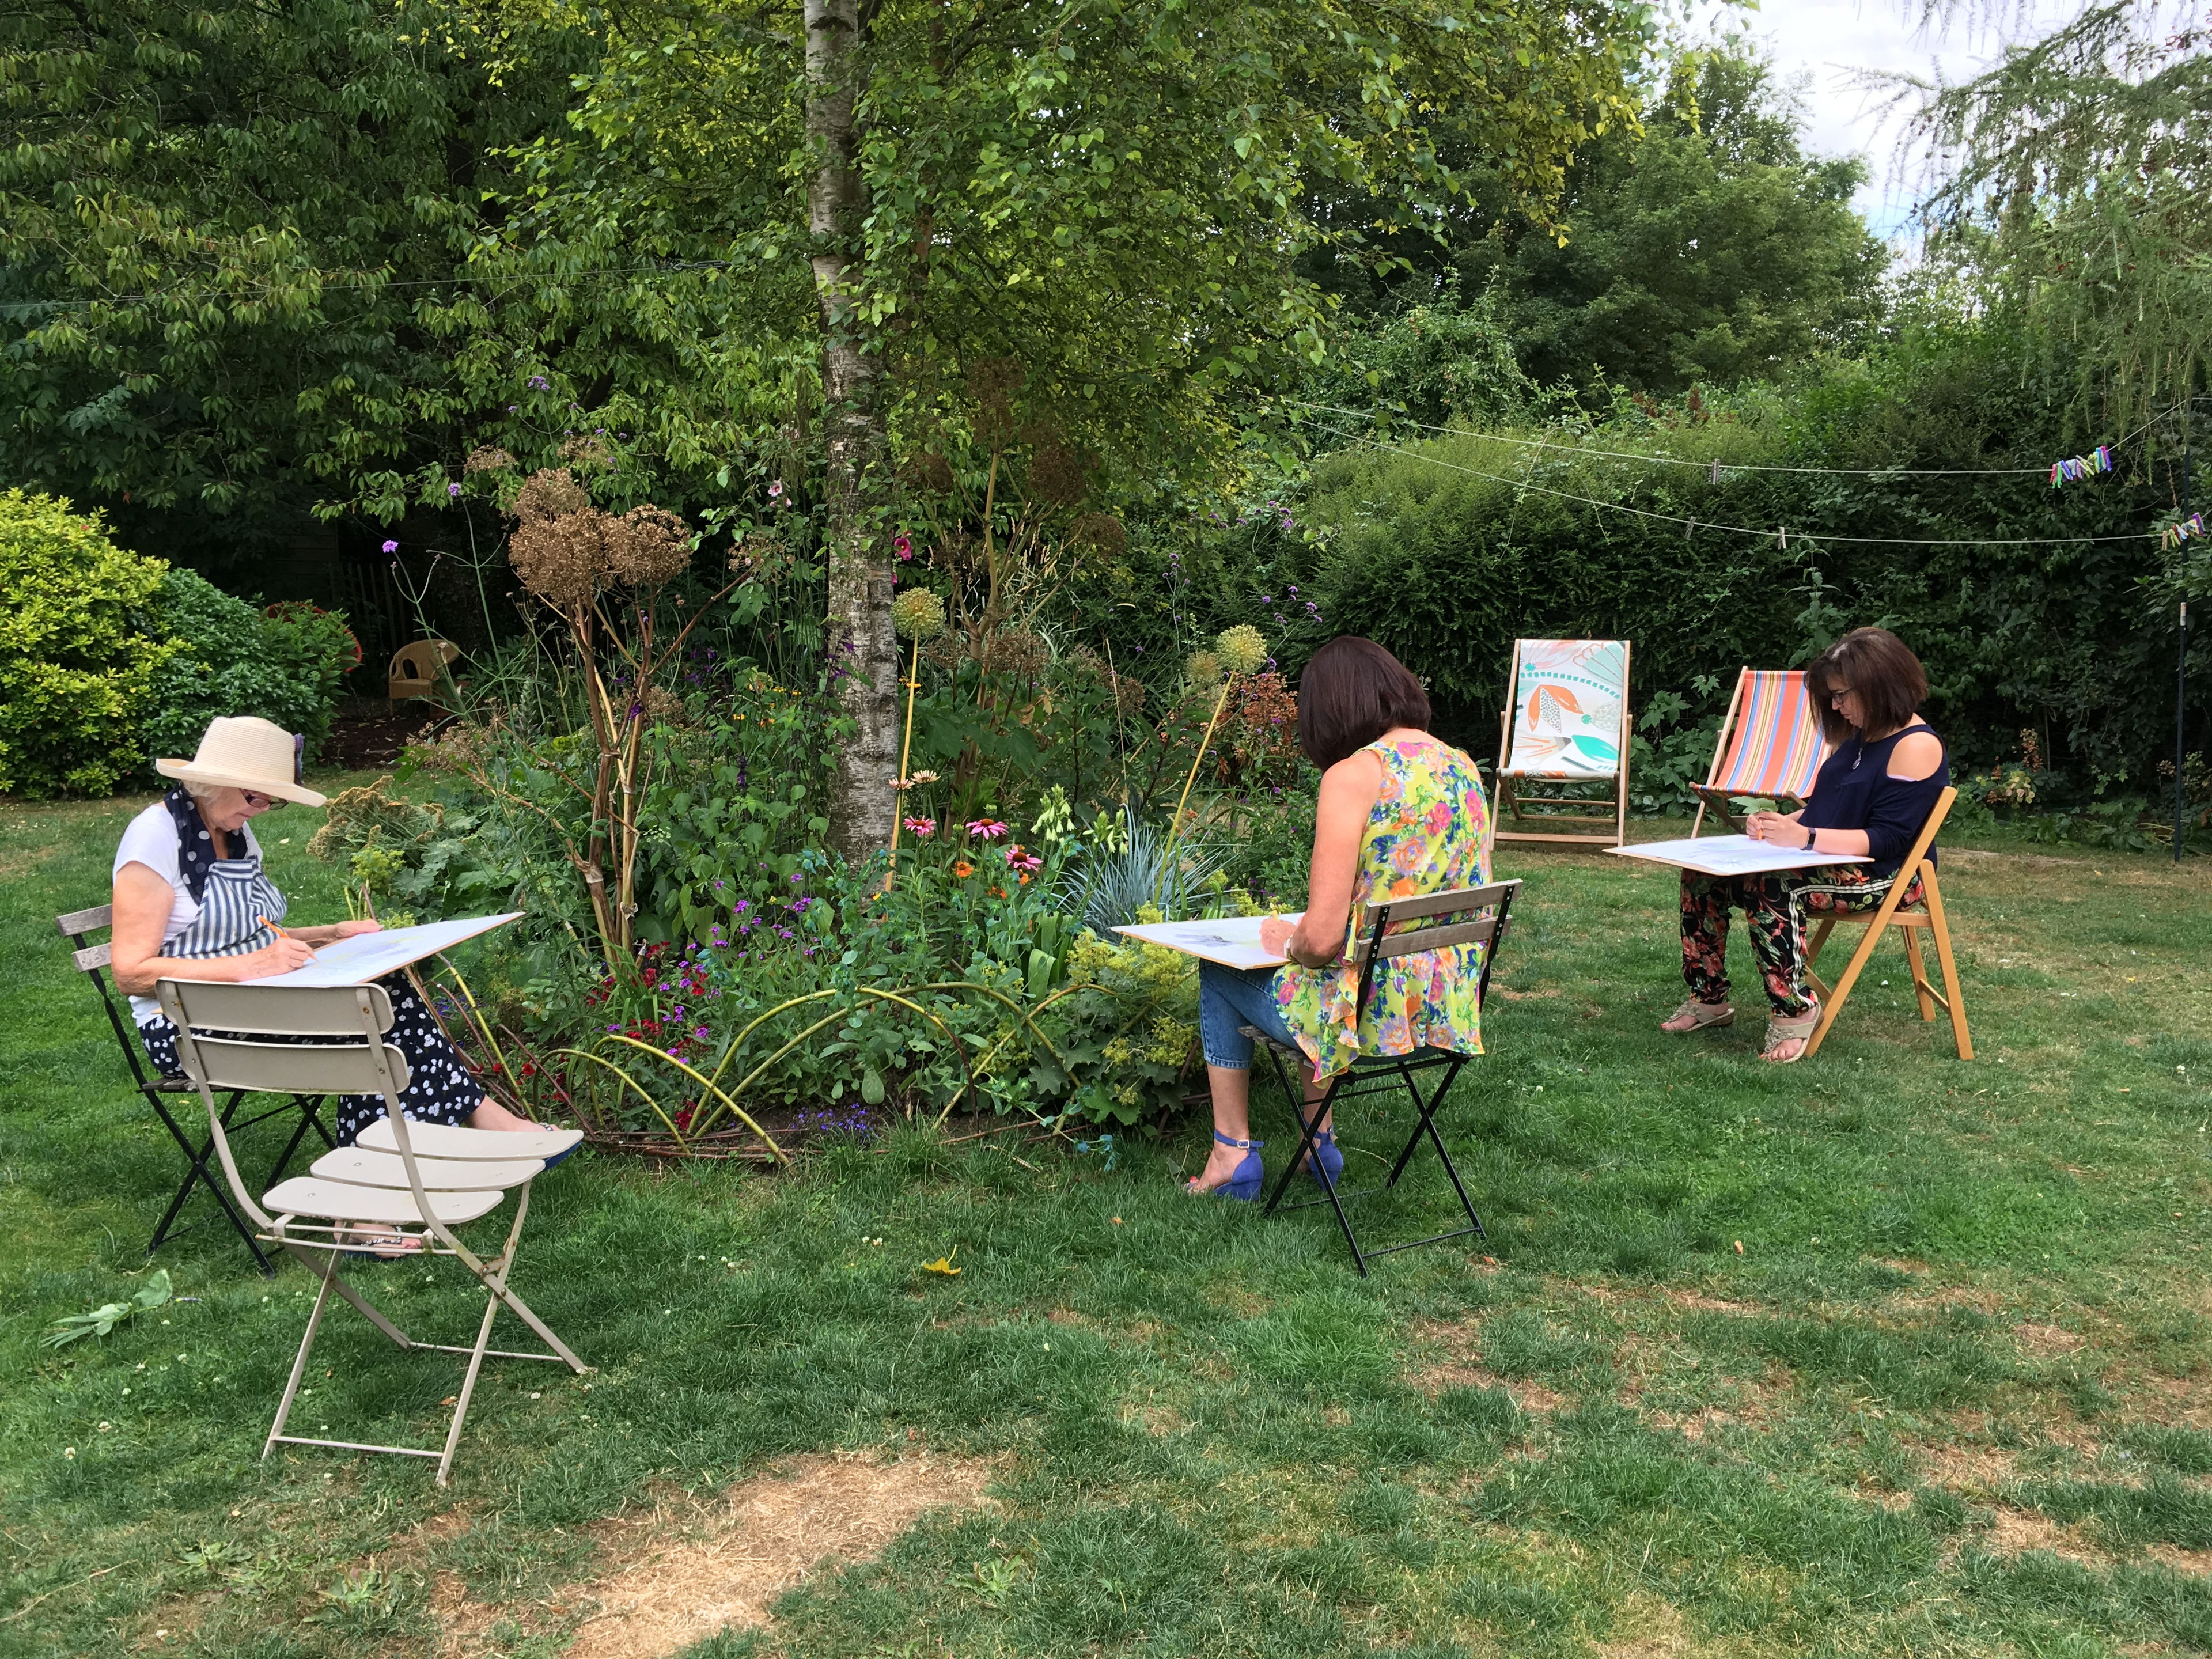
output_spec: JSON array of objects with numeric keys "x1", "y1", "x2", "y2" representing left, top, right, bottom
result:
[
  {"x1": 1185, "y1": 649, "x2": 1224, "y2": 687},
  {"x1": 509, "y1": 510, "x2": 608, "y2": 608},
  {"x1": 901, "y1": 450, "x2": 956, "y2": 495},
  {"x1": 559, "y1": 434, "x2": 614, "y2": 471},
  {"x1": 1215, "y1": 624, "x2": 1269, "y2": 676},
  {"x1": 464, "y1": 445, "x2": 516, "y2": 475},
  {"x1": 891, "y1": 588, "x2": 948, "y2": 642},
  {"x1": 1025, "y1": 430, "x2": 1088, "y2": 508},
  {"x1": 605, "y1": 504, "x2": 692, "y2": 588},
  {"x1": 1067, "y1": 511, "x2": 1126, "y2": 556},
  {"x1": 640, "y1": 685, "x2": 688, "y2": 725},
  {"x1": 514, "y1": 467, "x2": 591, "y2": 524},
  {"x1": 967, "y1": 357, "x2": 1024, "y2": 448},
  {"x1": 981, "y1": 626, "x2": 1049, "y2": 678}
]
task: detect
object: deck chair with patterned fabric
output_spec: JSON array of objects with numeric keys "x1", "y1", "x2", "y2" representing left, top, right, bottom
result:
[
  {"x1": 1493, "y1": 639, "x2": 1633, "y2": 849},
  {"x1": 1690, "y1": 669, "x2": 1833, "y2": 836},
  {"x1": 156, "y1": 977, "x2": 587, "y2": 1486},
  {"x1": 57, "y1": 903, "x2": 331, "y2": 1274},
  {"x1": 1802, "y1": 786, "x2": 1972, "y2": 1061}
]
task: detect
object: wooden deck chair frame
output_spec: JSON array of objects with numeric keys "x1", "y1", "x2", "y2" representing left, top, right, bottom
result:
[
  {"x1": 57, "y1": 904, "x2": 332, "y2": 1274},
  {"x1": 157, "y1": 978, "x2": 589, "y2": 1486},
  {"x1": 1493, "y1": 640, "x2": 1633, "y2": 850},
  {"x1": 1246, "y1": 880, "x2": 1521, "y2": 1275},
  {"x1": 1802, "y1": 786, "x2": 1972, "y2": 1060},
  {"x1": 1690, "y1": 668, "x2": 1829, "y2": 837}
]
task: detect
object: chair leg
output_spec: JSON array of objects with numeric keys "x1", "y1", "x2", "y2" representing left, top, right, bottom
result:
[
  {"x1": 438, "y1": 1292, "x2": 503, "y2": 1487},
  {"x1": 1805, "y1": 881, "x2": 1914, "y2": 1059},
  {"x1": 1921, "y1": 873, "x2": 1975, "y2": 1061},
  {"x1": 264, "y1": 1265, "x2": 339, "y2": 1460},
  {"x1": 147, "y1": 1089, "x2": 275, "y2": 1275},
  {"x1": 1902, "y1": 929, "x2": 1938, "y2": 1022}
]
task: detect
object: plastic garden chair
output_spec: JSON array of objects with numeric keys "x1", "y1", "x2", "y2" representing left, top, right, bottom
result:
[
  {"x1": 387, "y1": 639, "x2": 459, "y2": 702},
  {"x1": 156, "y1": 977, "x2": 588, "y2": 1485},
  {"x1": 1493, "y1": 640, "x2": 1633, "y2": 849},
  {"x1": 56, "y1": 903, "x2": 332, "y2": 1274},
  {"x1": 1802, "y1": 787, "x2": 1972, "y2": 1060},
  {"x1": 1690, "y1": 669, "x2": 1832, "y2": 836},
  {"x1": 1245, "y1": 879, "x2": 1522, "y2": 1275}
]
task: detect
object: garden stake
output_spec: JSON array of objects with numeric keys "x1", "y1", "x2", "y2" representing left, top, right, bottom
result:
[
  {"x1": 1158, "y1": 675, "x2": 1235, "y2": 899},
  {"x1": 886, "y1": 631, "x2": 923, "y2": 891}
]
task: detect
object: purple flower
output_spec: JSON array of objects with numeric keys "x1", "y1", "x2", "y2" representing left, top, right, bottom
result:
[
  {"x1": 507, "y1": 404, "x2": 518, "y2": 412},
  {"x1": 528, "y1": 374, "x2": 549, "y2": 391},
  {"x1": 382, "y1": 539, "x2": 399, "y2": 554},
  {"x1": 448, "y1": 482, "x2": 462, "y2": 498}
]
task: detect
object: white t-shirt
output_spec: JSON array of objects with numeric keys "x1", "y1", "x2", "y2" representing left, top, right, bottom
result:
[{"x1": 113, "y1": 802, "x2": 268, "y2": 1024}]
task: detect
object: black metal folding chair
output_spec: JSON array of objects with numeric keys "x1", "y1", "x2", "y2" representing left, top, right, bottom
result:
[
  {"x1": 1248, "y1": 879, "x2": 1520, "y2": 1277},
  {"x1": 56, "y1": 903, "x2": 333, "y2": 1275}
]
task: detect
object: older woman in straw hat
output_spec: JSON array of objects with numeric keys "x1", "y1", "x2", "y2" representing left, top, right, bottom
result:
[{"x1": 111, "y1": 717, "x2": 550, "y2": 1251}]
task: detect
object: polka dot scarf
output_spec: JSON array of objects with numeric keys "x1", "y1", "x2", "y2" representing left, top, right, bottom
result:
[{"x1": 162, "y1": 785, "x2": 222, "y2": 903}]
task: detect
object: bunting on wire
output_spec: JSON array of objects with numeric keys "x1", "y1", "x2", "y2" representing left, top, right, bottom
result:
[
  {"x1": 2049, "y1": 446, "x2": 2115, "y2": 486},
  {"x1": 2162, "y1": 513, "x2": 2206, "y2": 551}
]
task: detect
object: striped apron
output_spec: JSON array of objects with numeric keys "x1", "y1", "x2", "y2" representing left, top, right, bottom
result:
[{"x1": 166, "y1": 849, "x2": 289, "y2": 968}]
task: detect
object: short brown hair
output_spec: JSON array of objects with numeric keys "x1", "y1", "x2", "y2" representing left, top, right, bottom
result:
[
  {"x1": 1296, "y1": 636, "x2": 1432, "y2": 767},
  {"x1": 1805, "y1": 627, "x2": 1928, "y2": 743}
]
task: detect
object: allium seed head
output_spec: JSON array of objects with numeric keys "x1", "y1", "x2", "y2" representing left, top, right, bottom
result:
[
  {"x1": 1215, "y1": 624, "x2": 1268, "y2": 676},
  {"x1": 891, "y1": 588, "x2": 948, "y2": 642}
]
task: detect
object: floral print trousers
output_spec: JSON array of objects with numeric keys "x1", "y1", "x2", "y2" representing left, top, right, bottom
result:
[{"x1": 1680, "y1": 866, "x2": 1923, "y2": 1017}]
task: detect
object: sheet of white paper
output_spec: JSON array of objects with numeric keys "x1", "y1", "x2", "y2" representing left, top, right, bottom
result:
[
  {"x1": 1608, "y1": 836, "x2": 1871, "y2": 878},
  {"x1": 244, "y1": 912, "x2": 525, "y2": 987},
  {"x1": 1114, "y1": 913, "x2": 1305, "y2": 972}
]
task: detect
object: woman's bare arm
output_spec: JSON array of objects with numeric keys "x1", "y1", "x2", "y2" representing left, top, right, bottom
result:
[
  {"x1": 109, "y1": 862, "x2": 313, "y2": 996},
  {"x1": 1282, "y1": 750, "x2": 1384, "y2": 968}
]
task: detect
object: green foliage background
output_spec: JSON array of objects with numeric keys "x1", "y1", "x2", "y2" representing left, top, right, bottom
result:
[
  {"x1": 141, "y1": 571, "x2": 357, "y2": 768},
  {"x1": 0, "y1": 490, "x2": 175, "y2": 797}
]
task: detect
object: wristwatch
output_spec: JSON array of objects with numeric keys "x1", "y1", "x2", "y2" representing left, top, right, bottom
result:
[{"x1": 1803, "y1": 826, "x2": 1816, "y2": 850}]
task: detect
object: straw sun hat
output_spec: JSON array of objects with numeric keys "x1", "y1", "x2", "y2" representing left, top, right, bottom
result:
[{"x1": 154, "y1": 716, "x2": 328, "y2": 808}]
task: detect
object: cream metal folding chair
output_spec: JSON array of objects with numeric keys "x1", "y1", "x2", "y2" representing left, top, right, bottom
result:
[
  {"x1": 1691, "y1": 669, "x2": 1832, "y2": 836},
  {"x1": 1493, "y1": 639, "x2": 1633, "y2": 849},
  {"x1": 1802, "y1": 786, "x2": 1972, "y2": 1060},
  {"x1": 156, "y1": 977, "x2": 588, "y2": 1485}
]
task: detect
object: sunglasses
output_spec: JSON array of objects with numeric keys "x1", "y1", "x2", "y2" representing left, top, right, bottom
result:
[{"x1": 240, "y1": 789, "x2": 286, "y2": 812}]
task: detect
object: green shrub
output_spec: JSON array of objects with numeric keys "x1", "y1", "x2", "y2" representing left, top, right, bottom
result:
[
  {"x1": 0, "y1": 490, "x2": 175, "y2": 798},
  {"x1": 142, "y1": 570, "x2": 357, "y2": 768}
]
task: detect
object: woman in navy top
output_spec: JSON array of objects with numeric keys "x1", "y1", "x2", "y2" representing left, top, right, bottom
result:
[{"x1": 1660, "y1": 628, "x2": 1948, "y2": 1062}]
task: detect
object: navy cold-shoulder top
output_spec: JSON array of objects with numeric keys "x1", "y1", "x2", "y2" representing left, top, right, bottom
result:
[{"x1": 1798, "y1": 721, "x2": 1949, "y2": 878}]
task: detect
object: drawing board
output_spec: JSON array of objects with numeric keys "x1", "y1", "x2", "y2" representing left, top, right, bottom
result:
[
  {"x1": 1114, "y1": 913, "x2": 1305, "y2": 972},
  {"x1": 244, "y1": 912, "x2": 525, "y2": 987},
  {"x1": 1607, "y1": 836, "x2": 1870, "y2": 878}
]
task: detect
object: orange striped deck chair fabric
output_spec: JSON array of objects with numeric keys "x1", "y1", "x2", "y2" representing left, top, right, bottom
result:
[{"x1": 1692, "y1": 669, "x2": 1831, "y2": 835}]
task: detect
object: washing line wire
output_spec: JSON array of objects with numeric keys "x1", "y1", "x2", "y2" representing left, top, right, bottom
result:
[
  {"x1": 1292, "y1": 415, "x2": 2161, "y2": 550},
  {"x1": 1278, "y1": 397, "x2": 2166, "y2": 482}
]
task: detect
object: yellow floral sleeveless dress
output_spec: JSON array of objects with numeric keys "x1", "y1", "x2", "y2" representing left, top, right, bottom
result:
[{"x1": 1272, "y1": 737, "x2": 1494, "y2": 1078}]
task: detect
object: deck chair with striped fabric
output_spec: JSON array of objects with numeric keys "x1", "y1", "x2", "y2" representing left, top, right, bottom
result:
[
  {"x1": 1690, "y1": 669, "x2": 1833, "y2": 836},
  {"x1": 1493, "y1": 639, "x2": 1633, "y2": 849},
  {"x1": 156, "y1": 976, "x2": 588, "y2": 1486},
  {"x1": 1802, "y1": 786, "x2": 1972, "y2": 1061}
]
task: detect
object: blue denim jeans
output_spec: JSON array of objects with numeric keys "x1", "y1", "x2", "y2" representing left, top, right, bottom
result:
[{"x1": 1198, "y1": 961, "x2": 1302, "y2": 1070}]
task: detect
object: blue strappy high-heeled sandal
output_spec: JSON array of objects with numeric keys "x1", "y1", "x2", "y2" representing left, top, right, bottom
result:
[
  {"x1": 1188, "y1": 1130, "x2": 1265, "y2": 1201},
  {"x1": 1304, "y1": 1126, "x2": 1344, "y2": 1191}
]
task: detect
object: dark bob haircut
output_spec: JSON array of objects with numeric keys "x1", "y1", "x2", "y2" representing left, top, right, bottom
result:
[
  {"x1": 1296, "y1": 636, "x2": 1432, "y2": 767},
  {"x1": 1804, "y1": 627, "x2": 1928, "y2": 743}
]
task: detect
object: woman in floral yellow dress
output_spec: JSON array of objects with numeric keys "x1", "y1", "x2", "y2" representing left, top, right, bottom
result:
[{"x1": 1188, "y1": 636, "x2": 1493, "y2": 1198}]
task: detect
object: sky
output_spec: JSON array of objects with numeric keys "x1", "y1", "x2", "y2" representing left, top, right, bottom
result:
[{"x1": 1709, "y1": 0, "x2": 2086, "y2": 241}]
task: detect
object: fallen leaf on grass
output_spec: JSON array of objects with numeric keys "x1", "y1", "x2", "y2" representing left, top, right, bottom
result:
[{"x1": 921, "y1": 1249, "x2": 962, "y2": 1276}]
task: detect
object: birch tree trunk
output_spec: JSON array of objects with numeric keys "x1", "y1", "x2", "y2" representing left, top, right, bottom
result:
[{"x1": 806, "y1": 0, "x2": 899, "y2": 859}]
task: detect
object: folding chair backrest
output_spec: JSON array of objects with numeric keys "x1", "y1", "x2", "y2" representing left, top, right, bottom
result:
[
  {"x1": 1505, "y1": 641, "x2": 1628, "y2": 778},
  {"x1": 56, "y1": 903, "x2": 161, "y2": 1092},
  {"x1": 155, "y1": 980, "x2": 410, "y2": 1228},
  {"x1": 1712, "y1": 670, "x2": 1830, "y2": 798},
  {"x1": 1349, "y1": 880, "x2": 1522, "y2": 1016}
]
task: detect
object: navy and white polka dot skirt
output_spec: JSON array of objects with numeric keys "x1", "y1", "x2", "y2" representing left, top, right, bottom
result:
[{"x1": 139, "y1": 974, "x2": 482, "y2": 1146}]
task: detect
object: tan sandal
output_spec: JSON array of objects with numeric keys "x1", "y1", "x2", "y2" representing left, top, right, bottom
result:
[
  {"x1": 338, "y1": 1225, "x2": 425, "y2": 1260},
  {"x1": 1661, "y1": 999, "x2": 1734, "y2": 1034},
  {"x1": 1760, "y1": 1005, "x2": 1820, "y2": 1064}
]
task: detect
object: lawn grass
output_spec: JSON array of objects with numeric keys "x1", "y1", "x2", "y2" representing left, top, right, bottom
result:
[{"x1": 4, "y1": 783, "x2": 2211, "y2": 1657}]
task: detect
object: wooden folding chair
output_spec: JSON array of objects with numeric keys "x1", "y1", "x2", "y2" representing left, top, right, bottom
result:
[
  {"x1": 1802, "y1": 786, "x2": 1972, "y2": 1060},
  {"x1": 1690, "y1": 668, "x2": 1832, "y2": 836},
  {"x1": 1493, "y1": 639, "x2": 1633, "y2": 849},
  {"x1": 56, "y1": 904, "x2": 332, "y2": 1274},
  {"x1": 157, "y1": 978, "x2": 588, "y2": 1485},
  {"x1": 1247, "y1": 880, "x2": 1521, "y2": 1275}
]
